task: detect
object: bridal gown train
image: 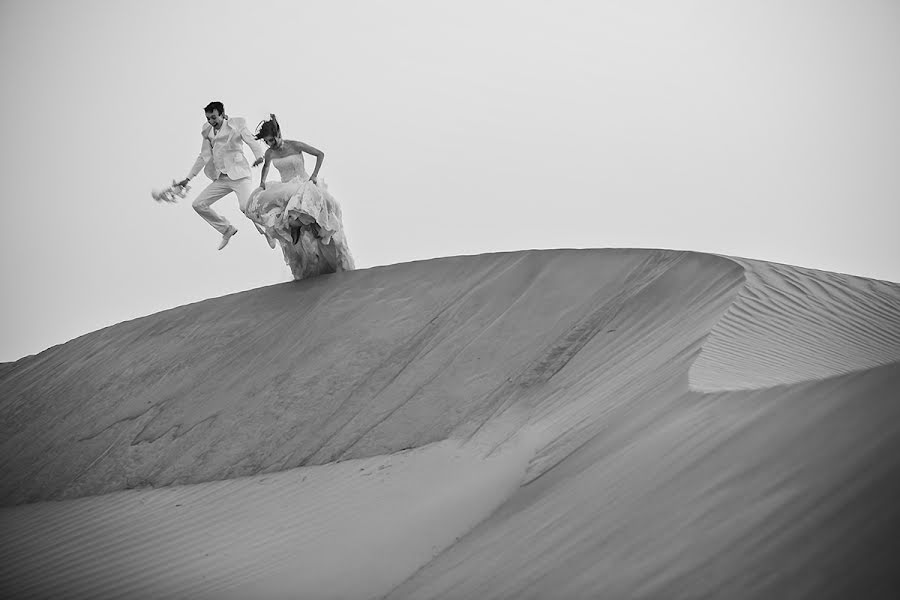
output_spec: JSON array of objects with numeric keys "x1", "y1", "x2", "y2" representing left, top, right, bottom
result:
[{"x1": 247, "y1": 153, "x2": 354, "y2": 280}]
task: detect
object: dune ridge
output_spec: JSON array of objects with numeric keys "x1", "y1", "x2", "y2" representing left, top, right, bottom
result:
[
  {"x1": 2, "y1": 248, "x2": 899, "y2": 599},
  {"x1": 691, "y1": 257, "x2": 900, "y2": 391},
  {"x1": 0, "y1": 249, "x2": 744, "y2": 506}
]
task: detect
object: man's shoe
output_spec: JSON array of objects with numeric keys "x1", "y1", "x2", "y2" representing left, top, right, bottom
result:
[{"x1": 218, "y1": 226, "x2": 238, "y2": 250}]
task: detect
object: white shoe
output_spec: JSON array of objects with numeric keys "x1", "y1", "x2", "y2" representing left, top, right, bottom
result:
[{"x1": 218, "y1": 226, "x2": 238, "y2": 250}]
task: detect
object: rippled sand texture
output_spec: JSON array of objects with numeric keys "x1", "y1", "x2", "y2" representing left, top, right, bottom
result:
[{"x1": 2, "y1": 249, "x2": 899, "y2": 599}]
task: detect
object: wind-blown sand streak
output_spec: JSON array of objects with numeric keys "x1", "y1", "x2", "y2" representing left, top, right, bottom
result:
[{"x1": 2, "y1": 248, "x2": 899, "y2": 599}]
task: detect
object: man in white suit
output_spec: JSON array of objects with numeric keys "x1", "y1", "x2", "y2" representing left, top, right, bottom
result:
[{"x1": 177, "y1": 101, "x2": 266, "y2": 250}]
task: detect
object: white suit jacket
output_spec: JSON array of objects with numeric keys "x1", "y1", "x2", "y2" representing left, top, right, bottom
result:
[{"x1": 187, "y1": 116, "x2": 264, "y2": 181}]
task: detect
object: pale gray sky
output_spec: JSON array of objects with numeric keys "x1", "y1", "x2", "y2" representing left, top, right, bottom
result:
[{"x1": 1, "y1": 0, "x2": 898, "y2": 362}]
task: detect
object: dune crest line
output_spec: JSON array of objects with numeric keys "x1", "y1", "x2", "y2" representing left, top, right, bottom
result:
[{"x1": 691, "y1": 257, "x2": 900, "y2": 391}]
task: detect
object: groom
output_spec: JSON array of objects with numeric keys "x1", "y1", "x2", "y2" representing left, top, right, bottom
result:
[{"x1": 178, "y1": 101, "x2": 265, "y2": 250}]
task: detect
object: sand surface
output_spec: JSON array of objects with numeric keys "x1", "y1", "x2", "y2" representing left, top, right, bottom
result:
[{"x1": 2, "y1": 248, "x2": 899, "y2": 599}]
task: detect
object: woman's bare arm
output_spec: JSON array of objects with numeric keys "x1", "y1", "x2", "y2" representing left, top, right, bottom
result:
[
  {"x1": 291, "y1": 140, "x2": 324, "y2": 181},
  {"x1": 259, "y1": 149, "x2": 273, "y2": 189}
]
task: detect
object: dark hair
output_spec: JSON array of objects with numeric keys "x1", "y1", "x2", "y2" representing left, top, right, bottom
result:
[
  {"x1": 255, "y1": 114, "x2": 282, "y2": 140},
  {"x1": 204, "y1": 101, "x2": 225, "y2": 115}
]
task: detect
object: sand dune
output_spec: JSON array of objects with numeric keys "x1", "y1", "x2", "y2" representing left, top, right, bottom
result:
[{"x1": 1, "y1": 248, "x2": 899, "y2": 599}]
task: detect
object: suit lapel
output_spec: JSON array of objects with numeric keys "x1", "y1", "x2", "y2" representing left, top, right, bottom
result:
[
  {"x1": 209, "y1": 117, "x2": 231, "y2": 147},
  {"x1": 218, "y1": 116, "x2": 233, "y2": 141}
]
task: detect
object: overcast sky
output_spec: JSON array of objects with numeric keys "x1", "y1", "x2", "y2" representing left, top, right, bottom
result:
[{"x1": 1, "y1": 0, "x2": 898, "y2": 362}]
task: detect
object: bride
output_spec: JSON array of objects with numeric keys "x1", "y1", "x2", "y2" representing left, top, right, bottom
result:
[{"x1": 248, "y1": 114, "x2": 354, "y2": 280}]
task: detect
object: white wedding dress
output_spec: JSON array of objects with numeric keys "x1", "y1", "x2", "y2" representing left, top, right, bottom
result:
[{"x1": 246, "y1": 153, "x2": 354, "y2": 280}]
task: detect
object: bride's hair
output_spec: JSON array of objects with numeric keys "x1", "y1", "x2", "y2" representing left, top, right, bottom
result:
[{"x1": 255, "y1": 114, "x2": 281, "y2": 140}]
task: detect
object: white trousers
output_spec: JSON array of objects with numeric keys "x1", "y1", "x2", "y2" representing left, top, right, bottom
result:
[{"x1": 192, "y1": 175, "x2": 255, "y2": 235}]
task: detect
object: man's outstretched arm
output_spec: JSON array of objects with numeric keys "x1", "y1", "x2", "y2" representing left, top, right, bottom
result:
[{"x1": 239, "y1": 121, "x2": 265, "y2": 163}]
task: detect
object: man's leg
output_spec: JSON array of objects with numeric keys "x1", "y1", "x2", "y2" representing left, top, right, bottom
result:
[
  {"x1": 192, "y1": 178, "x2": 235, "y2": 235},
  {"x1": 231, "y1": 177, "x2": 276, "y2": 248},
  {"x1": 231, "y1": 177, "x2": 255, "y2": 215}
]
